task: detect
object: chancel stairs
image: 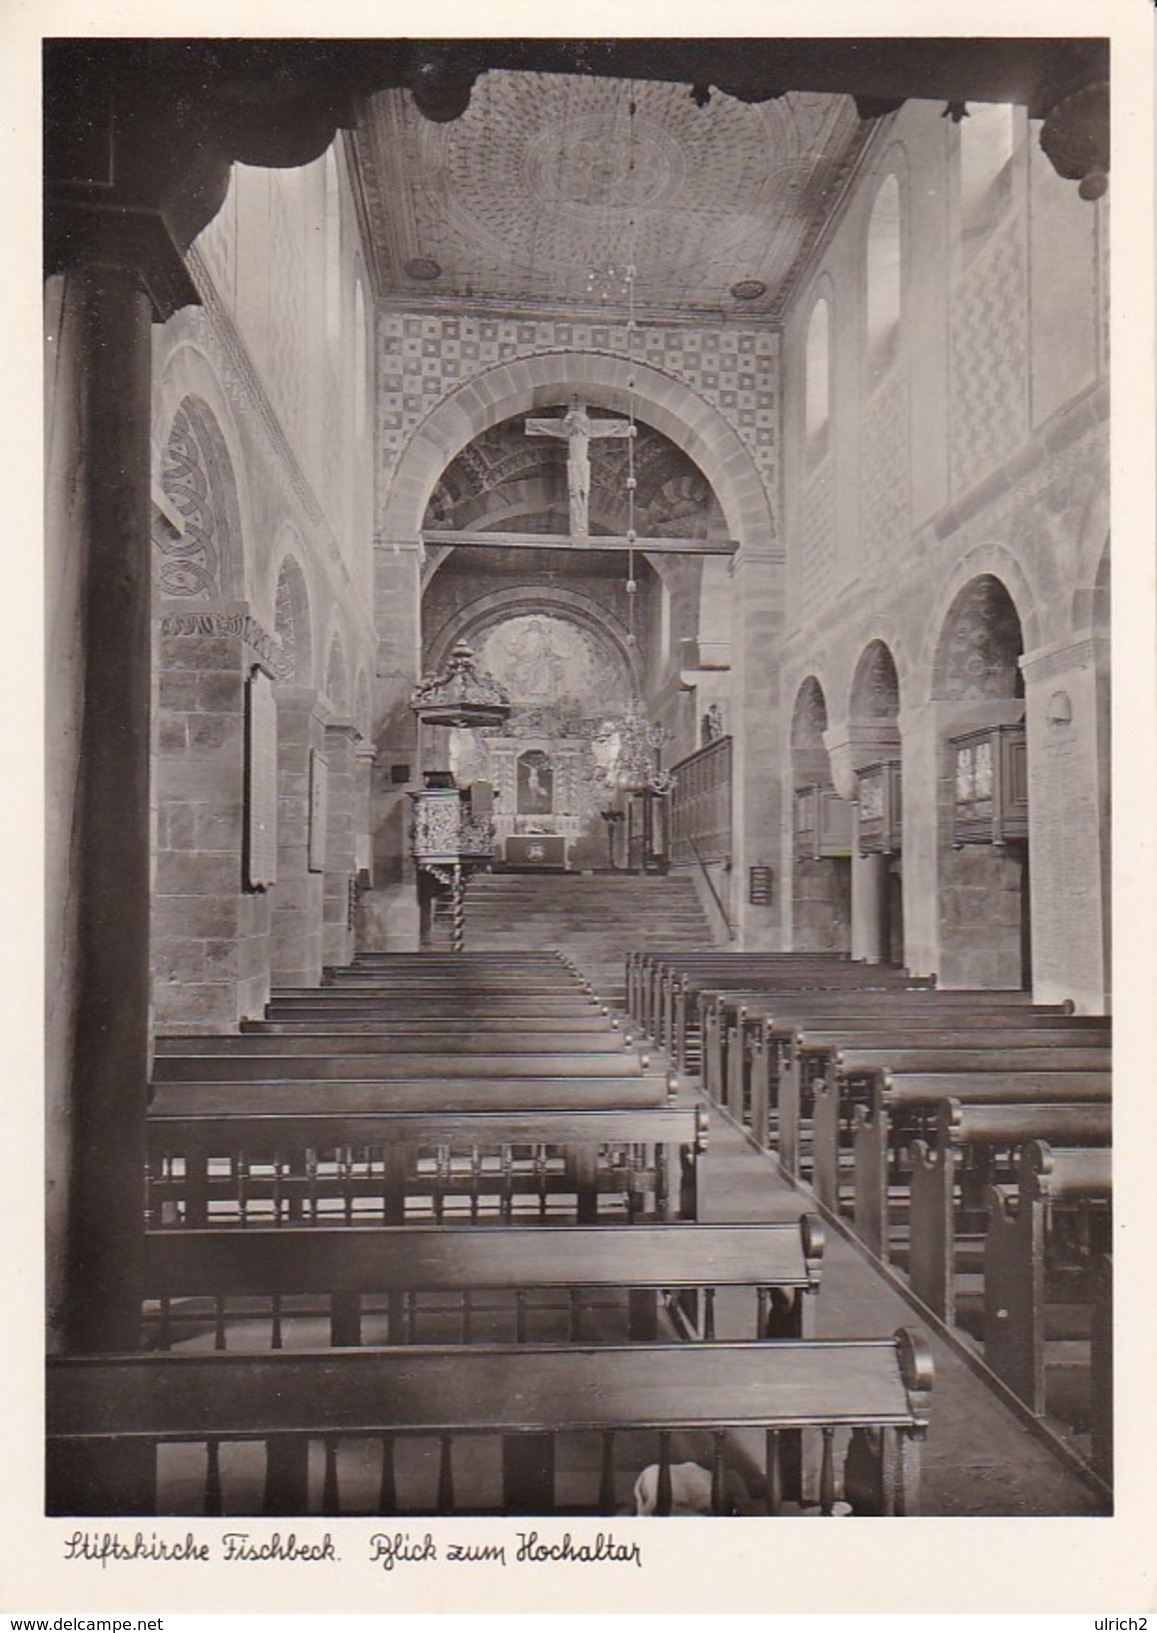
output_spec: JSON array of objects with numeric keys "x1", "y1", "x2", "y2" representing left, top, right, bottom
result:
[{"x1": 439, "y1": 872, "x2": 719, "y2": 1007}]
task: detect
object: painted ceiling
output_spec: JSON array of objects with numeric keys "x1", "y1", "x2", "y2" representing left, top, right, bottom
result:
[{"x1": 350, "y1": 71, "x2": 872, "y2": 320}]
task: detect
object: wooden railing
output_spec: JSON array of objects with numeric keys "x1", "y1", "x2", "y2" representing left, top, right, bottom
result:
[{"x1": 669, "y1": 736, "x2": 732, "y2": 866}]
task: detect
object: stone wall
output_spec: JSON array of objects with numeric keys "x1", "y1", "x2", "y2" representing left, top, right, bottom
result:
[
  {"x1": 149, "y1": 143, "x2": 379, "y2": 1029},
  {"x1": 778, "y1": 101, "x2": 1109, "y2": 1006}
]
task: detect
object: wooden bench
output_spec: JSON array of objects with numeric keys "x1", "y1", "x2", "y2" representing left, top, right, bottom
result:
[
  {"x1": 146, "y1": 1104, "x2": 708, "y2": 1228},
  {"x1": 46, "y1": 1327, "x2": 933, "y2": 1517},
  {"x1": 630, "y1": 952, "x2": 855, "y2": 1053},
  {"x1": 851, "y1": 1071, "x2": 1111, "y2": 1259},
  {"x1": 625, "y1": 949, "x2": 842, "y2": 1033},
  {"x1": 242, "y1": 1012, "x2": 621, "y2": 1036},
  {"x1": 754, "y1": 1019, "x2": 1108, "y2": 1167},
  {"x1": 695, "y1": 972, "x2": 956, "y2": 1092},
  {"x1": 907, "y1": 1099, "x2": 1113, "y2": 1319},
  {"x1": 668, "y1": 962, "x2": 928, "y2": 1069},
  {"x1": 984, "y1": 1141, "x2": 1112, "y2": 1426},
  {"x1": 710, "y1": 999, "x2": 1100, "y2": 1125},
  {"x1": 264, "y1": 995, "x2": 610, "y2": 1020},
  {"x1": 149, "y1": 1078, "x2": 677, "y2": 1118},
  {"x1": 809, "y1": 1039, "x2": 1112, "y2": 1212},
  {"x1": 160, "y1": 1026, "x2": 634, "y2": 1054},
  {"x1": 152, "y1": 1048, "x2": 658, "y2": 1082},
  {"x1": 742, "y1": 998, "x2": 1088, "y2": 1176},
  {"x1": 141, "y1": 1217, "x2": 825, "y2": 1349}
]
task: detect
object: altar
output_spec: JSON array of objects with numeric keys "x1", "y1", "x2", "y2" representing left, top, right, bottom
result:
[{"x1": 503, "y1": 833, "x2": 568, "y2": 870}]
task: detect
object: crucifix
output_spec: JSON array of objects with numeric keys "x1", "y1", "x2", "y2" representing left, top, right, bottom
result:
[{"x1": 525, "y1": 396, "x2": 633, "y2": 540}]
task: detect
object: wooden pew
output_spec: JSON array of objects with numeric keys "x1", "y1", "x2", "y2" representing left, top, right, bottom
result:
[
  {"x1": 984, "y1": 1141, "x2": 1111, "y2": 1430},
  {"x1": 752, "y1": 1020, "x2": 1108, "y2": 1165},
  {"x1": 711, "y1": 999, "x2": 1102, "y2": 1127},
  {"x1": 47, "y1": 1327, "x2": 933, "y2": 1517},
  {"x1": 667, "y1": 961, "x2": 928, "y2": 1069},
  {"x1": 149, "y1": 1079, "x2": 677, "y2": 1117},
  {"x1": 159, "y1": 1026, "x2": 634, "y2": 1054},
  {"x1": 628, "y1": 951, "x2": 852, "y2": 1051},
  {"x1": 243, "y1": 1013, "x2": 621, "y2": 1036},
  {"x1": 146, "y1": 1104, "x2": 708, "y2": 1228},
  {"x1": 851, "y1": 1072, "x2": 1111, "y2": 1259},
  {"x1": 152, "y1": 1048, "x2": 658, "y2": 1082},
  {"x1": 809, "y1": 1040, "x2": 1111, "y2": 1211},
  {"x1": 695, "y1": 973, "x2": 953, "y2": 1103},
  {"x1": 906, "y1": 1099, "x2": 1113, "y2": 1319},
  {"x1": 264, "y1": 996, "x2": 610, "y2": 1019},
  {"x1": 142, "y1": 1217, "x2": 825, "y2": 1349},
  {"x1": 743, "y1": 997, "x2": 1090, "y2": 1176}
]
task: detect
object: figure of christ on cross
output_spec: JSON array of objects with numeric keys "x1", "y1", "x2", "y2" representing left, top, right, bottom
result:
[{"x1": 525, "y1": 396, "x2": 633, "y2": 540}]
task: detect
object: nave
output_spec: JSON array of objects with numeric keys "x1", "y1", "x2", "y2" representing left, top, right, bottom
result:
[{"x1": 48, "y1": 926, "x2": 1109, "y2": 1520}]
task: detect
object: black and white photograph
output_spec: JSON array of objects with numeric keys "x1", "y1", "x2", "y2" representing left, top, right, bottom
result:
[{"x1": 8, "y1": 1, "x2": 1156, "y2": 1618}]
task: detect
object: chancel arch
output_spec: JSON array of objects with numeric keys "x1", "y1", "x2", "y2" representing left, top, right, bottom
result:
[{"x1": 382, "y1": 350, "x2": 778, "y2": 551}]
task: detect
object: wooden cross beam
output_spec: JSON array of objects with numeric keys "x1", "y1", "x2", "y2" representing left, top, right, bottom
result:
[{"x1": 422, "y1": 530, "x2": 738, "y2": 557}]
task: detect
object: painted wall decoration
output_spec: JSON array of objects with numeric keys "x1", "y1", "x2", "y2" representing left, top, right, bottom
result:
[{"x1": 474, "y1": 613, "x2": 631, "y2": 716}]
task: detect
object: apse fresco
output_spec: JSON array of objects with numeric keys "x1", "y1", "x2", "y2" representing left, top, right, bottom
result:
[{"x1": 474, "y1": 613, "x2": 630, "y2": 716}]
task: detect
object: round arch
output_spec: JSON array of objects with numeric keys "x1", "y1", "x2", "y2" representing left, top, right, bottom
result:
[
  {"x1": 323, "y1": 626, "x2": 350, "y2": 714},
  {"x1": 849, "y1": 638, "x2": 902, "y2": 724},
  {"x1": 918, "y1": 543, "x2": 1042, "y2": 700},
  {"x1": 152, "y1": 340, "x2": 252, "y2": 602},
  {"x1": 381, "y1": 351, "x2": 777, "y2": 552},
  {"x1": 272, "y1": 545, "x2": 314, "y2": 688}
]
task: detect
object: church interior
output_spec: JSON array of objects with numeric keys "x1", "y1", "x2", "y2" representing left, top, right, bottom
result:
[{"x1": 44, "y1": 38, "x2": 1116, "y2": 1524}]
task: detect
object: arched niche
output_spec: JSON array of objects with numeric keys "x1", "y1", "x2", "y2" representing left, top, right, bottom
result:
[
  {"x1": 866, "y1": 173, "x2": 902, "y2": 377},
  {"x1": 325, "y1": 629, "x2": 350, "y2": 715},
  {"x1": 933, "y1": 573, "x2": 1025, "y2": 703},
  {"x1": 932, "y1": 573, "x2": 1029, "y2": 990},
  {"x1": 273, "y1": 549, "x2": 314, "y2": 688},
  {"x1": 154, "y1": 392, "x2": 245, "y2": 601}
]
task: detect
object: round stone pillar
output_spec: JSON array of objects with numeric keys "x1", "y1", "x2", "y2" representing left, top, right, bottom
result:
[{"x1": 46, "y1": 267, "x2": 153, "y2": 1354}]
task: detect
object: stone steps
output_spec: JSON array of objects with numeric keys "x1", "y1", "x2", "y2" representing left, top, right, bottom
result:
[{"x1": 433, "y1": 872, "x2": 719, "y2": 1000}]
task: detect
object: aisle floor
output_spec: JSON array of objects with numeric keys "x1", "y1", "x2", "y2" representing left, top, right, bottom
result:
[{"x1": 688, "y1": 1085, "x2": 1108, "y2": 1516}]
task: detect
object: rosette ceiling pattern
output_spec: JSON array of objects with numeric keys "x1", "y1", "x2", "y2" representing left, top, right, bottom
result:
[{"x1": 351, "y1": 71, "x2": 870, "y2": 319}]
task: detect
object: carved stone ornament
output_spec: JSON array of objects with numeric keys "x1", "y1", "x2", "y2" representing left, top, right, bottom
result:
[
  {"x1": 411, "y1": 639, "x2": 512, "y2": 728},
  {"x1": 159, "y1": 610, "x2": 293, "y2": 680}
]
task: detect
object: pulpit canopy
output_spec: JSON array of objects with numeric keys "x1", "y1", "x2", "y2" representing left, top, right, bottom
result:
[{"x1": 411, "y1": 639, "x2": 512, "y2": 729}]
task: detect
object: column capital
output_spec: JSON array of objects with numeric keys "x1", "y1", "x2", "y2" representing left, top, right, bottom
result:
[
  {"x1": 1020, "y1": 633, "x2": 1106, "y2": 686},
  {"x1": 46, "y1": 203, "x2": 202, "y2": 323}
]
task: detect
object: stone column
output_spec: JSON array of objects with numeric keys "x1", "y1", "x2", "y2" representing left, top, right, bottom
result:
[
  {"x1": 272, "y1": 686, "x2": 327, "y2": 988},
  {"x1": 851, "y1": 844, "x2": 889, "y2": 963},
  {"x1": 323, "y1": 722, "x2": 358, "y2": 968},
  {"x1": 1021, "y1": 634, "x2": 1110, "y2": 1012},
  {"x1": 825, "y1": 724, "x2": 899, "y2": 966},
  {"x1": 362, "y1": 538, "x2": 424, "y2": 950},
  {"x1": 896, "y1": 701, "x2": 941, "y2": 981},
  {"x1": 371, "y1": 539, "x2": 423, "y2": 885},
  {"x1": 45, "y1": 267, "x2": 154, "y2": 1354},
  {"x1": 728, "y1": 545, "x2": 787, "y2": 947}
]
